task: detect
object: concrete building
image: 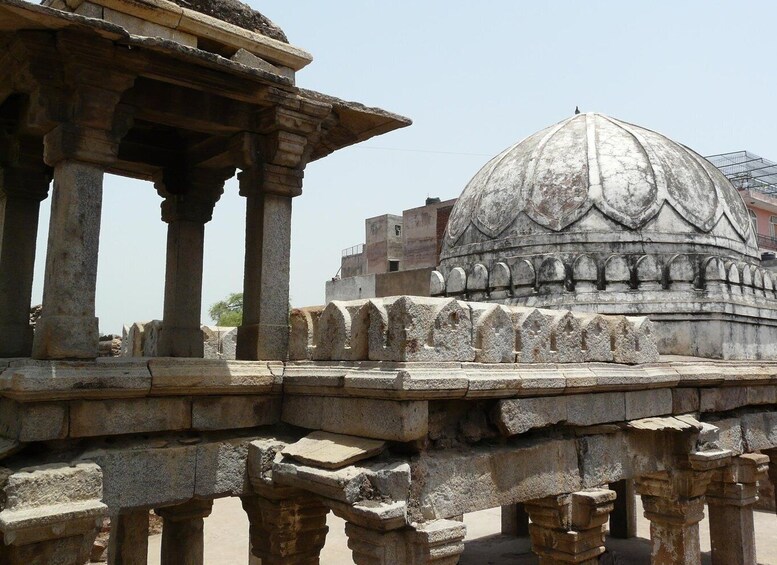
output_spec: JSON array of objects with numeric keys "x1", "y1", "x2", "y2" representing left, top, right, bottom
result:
[
  {"x1": 708, "y1": 150, "x2": 777, "y2": 265},
  {"x1": 326, "y1": 198, "x2": 455, "y2": 302}
]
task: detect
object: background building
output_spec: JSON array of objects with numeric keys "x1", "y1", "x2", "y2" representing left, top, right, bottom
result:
[{"x1": 326, "y1": 197, "x2": 455, "y2": 302}]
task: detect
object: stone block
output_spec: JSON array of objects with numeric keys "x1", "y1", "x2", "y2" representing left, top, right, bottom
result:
[
  {"x1": 191, "y1": 395, "x2": 281, "y2": 431},
  {"x1": 707, "y1": 418, "x2": 744, "y2": 454},
  {"x1": 566, "y1": 393, "x2": 625, "y2": 426},
  {"x1": 411, "y1": 439, "x2": 581, "y2": 520},
  {"x1": 313, "y1": 300, "x2": 367, "y2": 361},
  {"x1": 446, "y1": 267, "x2": 466, "y2": 295},
  {"x1": 740, "y1": 412, "x2": 777, "y2": 451},
  {"x1": 579, "y1": 315, "x2": 613, "y2": 362},
  {"x1": 282, "y1": 396, "x2": 428, "y2": 442},
  {"x1": 747, "y1": 385, "x2": 777, "y2": 406},
  {"x1": 380, "y1": 297, "x2": 474, "y2": 362},
  {"x1": 700, "y1": 387, "x2": 748, "y2": 413},
  {"x1": 430, "y1": 270, "x2": 446, "y2": 296},
  {"x1": 624, "y1": 389, "x2": 672, "y2": 420},
  {"x1": 672, "y1": 388, "x2": 699, "y2": 414},
  {"x1": 493, "y1": 397, "x2": 566, "y2": 436},
  {"x1": 69, "y1": 398, "x2": 191, "y2": 438},
  {"x1": 0, "y1": 462, "x2": 106, "y2": 554},
  {"x1": 282, "y1": 431, "x2": 386, "y2": 470},
  {"x1": 148, "y1": 358, "x2": 280, "y2": 395},
  {"x1": 471, "y1": 304, "x2": 515, "y2": 363},
  {"x1": 0, "y1": 358, "x2": 151, "y2": 401},
  {"x1": 202, "y1": 326, "x2": 237, "y2": 360},
  {"x1": 289, "y1": 306, "x2": 323, "y2": 361},
  {"x1": 141, "y1": 320, "x2": 162, "y2": 357},
  {"x1": 512, "y1": 307, "x2": 553, "y2": 363},
  {"x1": 550, "y1": 311, "x2": 584, "y2": 363},
  {"x1": 194, "y1": 438, "x2": 251, "y2": 498},
  {"x1": 80, "y1": 443, "x2": 197, "y2": 510},
  {"x1": 576, "y1": 432, "x2": 674, "y2": 488},
  {"x1": 103, "y1": 6, "x2": 197, "y2": 46},
  {"x1": 0, "y1": 399, "x2": 68, "y2": 441}
]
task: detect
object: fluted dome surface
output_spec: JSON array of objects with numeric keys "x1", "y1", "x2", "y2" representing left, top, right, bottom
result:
[{"x1": 442, "y1": 113, "x2": 758, "y2": 261}]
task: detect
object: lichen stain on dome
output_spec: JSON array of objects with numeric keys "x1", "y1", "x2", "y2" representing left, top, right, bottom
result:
[{"x1": 443, "y1": 112, "x2": 758, "y2": 260}]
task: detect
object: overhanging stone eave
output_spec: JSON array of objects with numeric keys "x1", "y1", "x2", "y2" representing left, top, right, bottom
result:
[{"x1": 0, "y1": 0, "x2": 128, "y2": 38}]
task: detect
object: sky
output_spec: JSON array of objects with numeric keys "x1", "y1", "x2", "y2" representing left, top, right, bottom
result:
[{"x1": 29, "y1": 1, "x2": 777, "y2": 334}]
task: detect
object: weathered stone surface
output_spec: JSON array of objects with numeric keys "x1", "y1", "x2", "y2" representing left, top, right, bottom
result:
[
  {"x1": 471, "y1": 304, "x2": 515, "y2": 363},
  {"x1": 410, "y1": 439, "x2": 581, "y2": 520},
  {"x1": 493, "y1": 397, "x2": 566, "y2": 436},
  {"x1": 202, "y1": 325, "x2": 237, "y2": 359},
  {"x1": 191, "y1": 395, "x2": 281, "y2": 430},
  {"x1": 673, "y1": 388, "x2": 700, "y2": 414},
  {"x1": 624, "y1": 389, "x2": 672, "y2": 420},
  {"x1": 550, "y1": 311, "x2": 584, "y2": 363},
  {"x1": 579, "y1": 315, "x2": 613, "y2": 362},
  {"x1": 69, "y1": 397, "x2": 191, "y2": 438},
  {"x1": 282, "y1": 396, "x2": 428, "y2": 442},
  {"x1": 148, "y1": 358, "x2": 281, "y2": 394},
  {"x1": 512, "y1": 308, "x2": 552, "y2": 363},
  {"x1": 282, "y1": 431, "x2": 386, "y2": 470},
  {"x1": 314, "y1": 300, "x2": 370, "y2": 361},
  {"x1": 566, "y1": 393, "x2": 625, "y2": 426},
  {"x1": 194, "y1": 438, "x2": 250, "y2": 497},
  {"x1": 700, "y1": 386, "x2": 748, "y2": 413},
  {"x1": 289, "y1": 306, "x2": 323, "y2": 361},
  {"x1": 0, "y1": 399, "x2": 68, "y2": 441},
  {"x1": 740, "y1": 412, "x2": 777, "y2": 451}
]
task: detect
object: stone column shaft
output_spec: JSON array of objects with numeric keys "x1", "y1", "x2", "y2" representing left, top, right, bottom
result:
[
  {"x1": 0, "y1": 168, "x2": 48, "y2": 357},
  {"x1": 155, "y1": 499, "x2": 212, "y2": 565},
  {"x1": 706, "y1": 453, "x2": 769, "y2": 565},
  {"x1": 32, "y1": 160, "x2": 103, "y2": 359},
  {"x1": 609, "y1": 479, "x2": 637, "y2": 539},
  {"x1": 107, "y1": 509, "x2": 149, "y2": 565},
  {"x1": 524, "y1": 488, "x2": 616, "y2": 565},
  {"x1": 237, "y1": 165, "x2": 300, "y2": 360},
  {"x1": 501, "y1": 503, "x2": 530, "y2": 536},
  {"x1": 241, "y1": 491, "x2": 329, "y2": 565}
]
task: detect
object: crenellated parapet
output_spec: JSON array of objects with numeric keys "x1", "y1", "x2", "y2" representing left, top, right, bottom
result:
[
  {"x1": 431, "y1": 254, "x2": 777, "y2": 301},
  {"x1": 289, "y1": 296, "x2": 659, "y2": 364}
]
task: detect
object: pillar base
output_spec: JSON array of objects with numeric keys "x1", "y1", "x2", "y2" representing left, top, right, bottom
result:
[
  {"x1": 31, "y1": 315, "x2": 99, "y2": 359},
  {"x1": 237, "y1": 323, "x2": 289, "y2": 361},
  {"x1": 0, "y1": 323, "x2": 33, "y2": 358},
  {"x1": 157, "y1": 326, "x2": 204, "y2": 358}
]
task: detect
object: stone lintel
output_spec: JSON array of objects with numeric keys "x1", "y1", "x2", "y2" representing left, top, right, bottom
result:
[{"x1": 238, "y1": 163, "x2": 304, "y2": 198}]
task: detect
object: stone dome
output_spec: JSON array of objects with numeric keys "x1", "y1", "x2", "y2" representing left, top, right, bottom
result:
[{"x1": 441, "y1": 113, "x2": 759, "y2": 265}]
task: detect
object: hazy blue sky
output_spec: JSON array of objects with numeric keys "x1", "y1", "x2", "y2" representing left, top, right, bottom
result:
[{"x1": 30, "y1": 1, "x2": 777, "y2": 334}]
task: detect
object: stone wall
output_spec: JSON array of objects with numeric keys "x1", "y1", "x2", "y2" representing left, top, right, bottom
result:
[{"x1": 121, "y1": 323, "x2": 237, "y2": 359}]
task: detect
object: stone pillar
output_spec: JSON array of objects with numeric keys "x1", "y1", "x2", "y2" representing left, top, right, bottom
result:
[
  {"x1": 501, "y1": 503, "x2": 530, "y2": 536},
  {"x1": 107, "y1": 509, "x2": 149, "y2": 565},
  {"x1": 608, "y1": 479, "x2": 637, "y2": 539},
  {"x1": 0, "y1": 462, "x2": 107, "y2": 565},
  {"x1": 155, "y1": 499, "x2": 213, "y2": 565},
  {"x1": 523, "y1": 488, "x2": 616, "y2": 565},
  {"x1": 706, "y1": 453, "x2": 769, "y2": 565},
  {"x1": 241, "y1": 486, "x2": 329, "y2": 565},
  {"x1": 155, "y1": 170, "x2": 226, "y2": 357},
  {"x1": 763, "y1": 448, "x2": 777, "y2": 511},
  {"x1": 344, "y1": 519, "x2": 465, "y2": 565},
  {"x1": 0, "y1": 164, "x2": 50, "y2": 357},
  {"x1": 237, "y1": 164, "x2": 302, "y2": 361},
  {"x1": 31, "y1": 160, "x2": 105, "y2": 359}
]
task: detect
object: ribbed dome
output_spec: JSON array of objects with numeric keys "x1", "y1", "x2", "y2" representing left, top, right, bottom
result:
[{"x1": 442, "y1": 113, "x2": 759, "y2": 262}]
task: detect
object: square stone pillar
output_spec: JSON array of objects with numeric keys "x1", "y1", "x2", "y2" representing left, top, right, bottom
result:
[
  {"x1": 763, "y1": 448, "x2": 777, "y2": 512},
  {"x1": 706, "y1": 453, "x2": 769, "y2": 565},
  {"x1": 0, "y1": 462, "x2": 107, "y2": 565},
  {"x1": 155, "y1": 170, "x2": 226, "y2": 357},
  {"x1": 501, "y1": 503, "x2": 530, "y2": 536},
  {"x1": 608, "y1": 479, "x2": 637, "y2": 539},
  {"x1": 523, "y1": 488, "x2": 616, "y2": 565},
  {"x1": 0, "y1": 165, "x2": 50, "y2": 357},
  {"x1": 32, "y1": 160, "x2": 105, "y2": 359},
  {"x1": 155, "y1": 499, "x2": 213, "y2": 565},
  {"x1": 107, "y1": 509, "x2": 149, "y2": 565},
  {"x1": 237, "y1": 164, "x2": 302, "y2": 361},
  {"x1": 241, "y1": 485, "x2": 329, "y2": 565},
  {"x1": 344, "y1": 519, "x2": 465, "y2": 565}
]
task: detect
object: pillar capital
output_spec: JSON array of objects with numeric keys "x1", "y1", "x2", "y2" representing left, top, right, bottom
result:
[
  {"x1": 523, "y1": 489, "x2": 615, "y2": 565},
  {"x1": 155, "y1": 498, "x2": 213, "y2": 522},
  {"x1": 155, "y1": 167, "x2": 230, "y2": 224},
  {"x1": 238, "y1": 163, "x2": 304, "y2": 198}
]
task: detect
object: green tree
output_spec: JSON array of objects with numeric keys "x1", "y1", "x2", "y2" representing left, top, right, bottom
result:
[{"x1": 208, "y1": 292, "x2": 243, "y2": 327}]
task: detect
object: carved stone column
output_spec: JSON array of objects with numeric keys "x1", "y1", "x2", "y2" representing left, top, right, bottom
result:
[
  {"x1": 763, "y1": 448, "x2": 777, "y2": 511},
  {"x1": 344, "y1": 519, "x2": 465, "y2": 565},
  {"x1": 155, "y1": 499, "x2": 213, "y2": 565},
  {"x1": 155, "y1": 169, "x2": 227, "y2": 357},
  {"x1": 501, "y1": 503, "x2": 530, "y2": 536},
  {"x1": 241, "y1": 485, "x2": 329, "y2": 565},
  {"x1": 706, "y1": 453, "x2": 769, "y2": 565},
  {"x1": 636, "y1": 449, "x2": 730, "y2": 565},
  {"x1": 107, "y1": 509, "x2": 149, "y2": 565},
  {"x1": 0, "y1": 141, "x2": 50, "y2": 357},
  {"x1": 523, "y1": 488, "x2": 616, "y2": 565},
  {"x1": 0, "y1": 463, "x2": 107, "y2": 565},
  {"x1": 236, "y1": 163, "x2": 302, "y2": 360},
  {"x1": 28, "y1": 32, "x2": 136, "y2": 359}
]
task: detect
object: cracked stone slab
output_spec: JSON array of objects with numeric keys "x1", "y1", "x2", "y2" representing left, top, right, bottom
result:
[{"x1": 282, "y1": 431, "x2": 386, "y2": 470}]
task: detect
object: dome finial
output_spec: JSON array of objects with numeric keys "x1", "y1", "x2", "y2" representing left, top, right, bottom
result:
[{"x1": 574, "y1": 106, "x2": 581, "y2": 115}]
